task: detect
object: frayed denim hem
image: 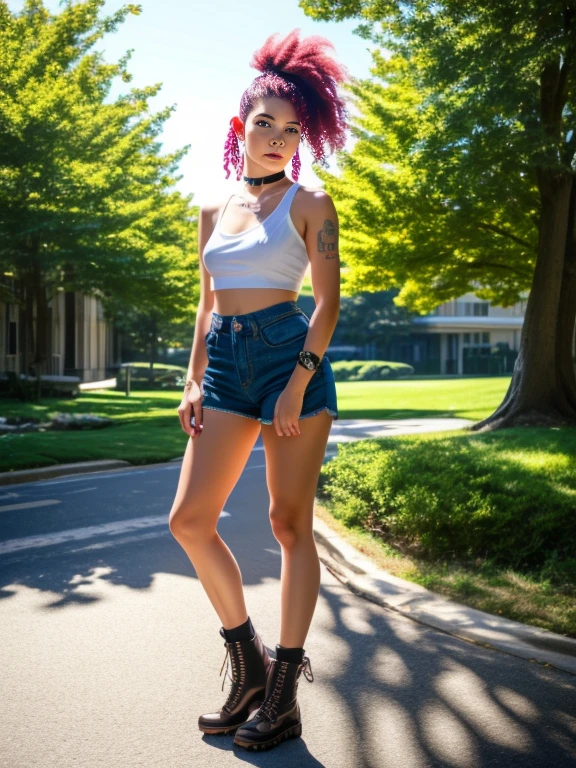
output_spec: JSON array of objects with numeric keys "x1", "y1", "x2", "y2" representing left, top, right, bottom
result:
[
  {"x1": 260, "y1": 407, "x2": 338, "y2": 426},
  {"x1": 202, "y1": 404, "x2": 261, "y2": 422},
  {"x1": 299, "y1": 406, "x2": 338, "y2": 421}
]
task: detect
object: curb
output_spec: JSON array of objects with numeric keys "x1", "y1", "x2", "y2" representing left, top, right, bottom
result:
[
  {"x1": 0, "y1": 460, "x2": 132, "y2": 486},
  {"x1": 312, "y1": 512, "x2": 576, "y2": 677}
]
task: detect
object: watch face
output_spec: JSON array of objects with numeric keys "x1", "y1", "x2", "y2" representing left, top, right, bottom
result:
[{"x1": 300, "y1": 351, "x2": 317, "y2": 370}]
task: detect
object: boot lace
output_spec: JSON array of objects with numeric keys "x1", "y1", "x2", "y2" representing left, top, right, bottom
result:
[
  {"x1": 219, "y1": 640, "x2": 246, "y2": 712},
  {"x1": 258, "y1": 655, "x2": 314, "y2": 724}
]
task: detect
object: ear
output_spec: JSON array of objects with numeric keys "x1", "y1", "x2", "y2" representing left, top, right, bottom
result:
[{"x1": 230, "y1": 116, "x2": 244, "y2": 141}]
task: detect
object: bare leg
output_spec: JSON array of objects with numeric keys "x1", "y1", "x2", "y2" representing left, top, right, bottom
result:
[
  {"x1": 261, "y1": 410, "x2": 333, "y2": 647},
  {"x1": 169, "y1": 408, "x2": 261, "y2": 629}
]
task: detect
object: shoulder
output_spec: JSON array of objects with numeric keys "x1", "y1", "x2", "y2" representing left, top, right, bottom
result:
[
  {"x1": 294, "y1": 183, "x2": 333, "y2": 203},
  {"x1": 294, "y1": 184, "x2": 336, "y2": 215},
  {"x1": 199, "y1": 192, "x2": 235, "y2": 232},
  {"x1": 293, "y1": 184, "x2": 338, "y2": 232},
  {"x1": 200, "y1": 196, "x2": 226, "y2": 220}
]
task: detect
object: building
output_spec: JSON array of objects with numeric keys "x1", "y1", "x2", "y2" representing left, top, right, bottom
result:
[
  {"x1": 1, "y1": 278, "x2": 119, "y2": 382},
  {"x1": 391, "y1": 292, "x2": 527, "y2": 375}
]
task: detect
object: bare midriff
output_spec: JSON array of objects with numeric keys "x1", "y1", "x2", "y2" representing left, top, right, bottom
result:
[{"x1": 212, "y1": 287, "x2": 299, "y2": 317}]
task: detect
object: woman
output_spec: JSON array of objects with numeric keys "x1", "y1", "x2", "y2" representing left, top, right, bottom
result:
[{"x1": 168, "y1": 28, "x2": 348, "y2": 752}]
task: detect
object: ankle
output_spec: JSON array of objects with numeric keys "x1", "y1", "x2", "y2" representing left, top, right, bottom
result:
[
  {"x1": 222, "y1": 615, "x2": 255, "y2": 643},
  {"x1": 275, "y1": 644, "x2": 305, "y2": 664}
]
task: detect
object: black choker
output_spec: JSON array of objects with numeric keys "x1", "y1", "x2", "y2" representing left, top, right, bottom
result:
[{"x1": 243, "y1": 170, "x2": 286, "y2": 187}]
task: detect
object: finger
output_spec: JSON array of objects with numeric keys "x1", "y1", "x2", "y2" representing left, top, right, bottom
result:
[
  {"x1": 179, "y1": 403, "x2": 194, "y2": 437},
  {"x1": 190, "y1": 403, "x2": 204, "y2": 437}
]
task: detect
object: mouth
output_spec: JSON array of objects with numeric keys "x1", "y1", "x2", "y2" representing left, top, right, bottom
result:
[{"x1": 264, "y1": 153, "x2": 283, "y2": 159}]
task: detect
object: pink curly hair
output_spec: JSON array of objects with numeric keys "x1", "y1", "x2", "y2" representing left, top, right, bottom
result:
[{"x1": 223, "y1": 29, "x2": 349, "y2": 180}]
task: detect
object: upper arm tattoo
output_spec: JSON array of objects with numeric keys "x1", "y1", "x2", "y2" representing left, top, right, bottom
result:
[{"x1": 316, "y1": 219, "x2": 338, "y2": 258}]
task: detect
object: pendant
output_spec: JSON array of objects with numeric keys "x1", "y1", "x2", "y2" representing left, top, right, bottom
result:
[{"x1": 238, "y1": 199, "x2": 261, "y2": 212}]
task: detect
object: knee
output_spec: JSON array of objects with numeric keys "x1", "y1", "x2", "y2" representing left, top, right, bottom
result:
[
  {"x1": 169, "y1": 503, "x2": 216, "y2": 541},
  {"x1": 269, "y1": 503, "x2": 310, "y2": 548}
]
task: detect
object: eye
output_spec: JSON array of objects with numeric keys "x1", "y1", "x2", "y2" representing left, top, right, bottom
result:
[{"x1": 255, "y1": 119, "x2": 271, "y2": 127}]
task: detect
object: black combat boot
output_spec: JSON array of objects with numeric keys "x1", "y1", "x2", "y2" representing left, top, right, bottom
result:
[
  {"x1": 198, "y1": 626, "x2": 272, "y2": 735},
  {"x1": 233, "y1": 645, "x2": 314, "y2": 751}
]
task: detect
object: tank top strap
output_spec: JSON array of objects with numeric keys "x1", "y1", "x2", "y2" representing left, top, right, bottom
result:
[
  {"x1": 216, "y1": 194, "x2": 235, "y2": 227},
  {"x1": 276, "y1": 182, "x2": 299, "y2": 214}
]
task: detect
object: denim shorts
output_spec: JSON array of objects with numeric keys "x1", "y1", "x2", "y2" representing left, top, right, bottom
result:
[{"x1": 200, "y1": 300, "x2": 338, "y2": 426}]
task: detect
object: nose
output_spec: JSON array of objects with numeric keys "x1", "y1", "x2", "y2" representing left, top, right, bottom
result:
[{"x1": 270, "y1": 135, "x2": 285, "y2": 148}]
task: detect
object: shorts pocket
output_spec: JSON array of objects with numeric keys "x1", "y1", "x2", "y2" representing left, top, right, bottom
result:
[{"x1": 259, "y1": 311, "x2": 309, "y2": 347}]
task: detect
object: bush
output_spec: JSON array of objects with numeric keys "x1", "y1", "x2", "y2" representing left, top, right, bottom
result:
[
  {"x1": 319, "y1": 433, "x2": 576, "y2": 584},
  {"x1": 331, "y1": 360, "x2": 414, "y2": 381}
]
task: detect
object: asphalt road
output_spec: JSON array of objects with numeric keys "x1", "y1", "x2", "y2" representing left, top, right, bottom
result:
[{"x1": 1, "y1": 434, "x2": 575, "y2": 767}]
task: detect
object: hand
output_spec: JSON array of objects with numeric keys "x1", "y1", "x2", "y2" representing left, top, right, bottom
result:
[
  {"x1": 177, "y1": 379, "x2": 204, "y2": 439},
  {"x1": 273, "y1": 386, "x2": 304, "y2": 437}
]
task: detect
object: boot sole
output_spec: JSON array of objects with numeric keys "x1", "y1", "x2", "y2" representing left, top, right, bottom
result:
[
  {"x1": 198, "y1": 724, "x2": 240, "y2": 735},
  {"x1": 233, "y1": 722, "x2": 302, "y2": 750}
]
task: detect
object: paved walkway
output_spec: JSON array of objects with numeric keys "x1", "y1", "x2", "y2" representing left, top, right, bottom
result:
[{"x1": 325, "y1": 417, "x2": 474, "y2": 443}]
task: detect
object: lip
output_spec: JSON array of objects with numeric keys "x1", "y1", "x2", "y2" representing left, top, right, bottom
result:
[{"x1": 265, "y1": 153, "x2": 283, "y2": 159}]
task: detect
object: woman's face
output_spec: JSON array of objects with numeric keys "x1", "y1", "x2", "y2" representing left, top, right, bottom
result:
[{"x1": 236, "y1": 96, "x2": 301, "y2": 178}]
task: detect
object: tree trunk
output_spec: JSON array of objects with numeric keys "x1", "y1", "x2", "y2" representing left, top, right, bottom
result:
[
  {"x1": 472, "y1": 169, "x2": 576, "y2": 431},
  {"x1": 557, "y1": 178, "x2": 576, "y2": 413},
  {"x1": 33, "y1": 269, "x2": 50, "y2": 402}
]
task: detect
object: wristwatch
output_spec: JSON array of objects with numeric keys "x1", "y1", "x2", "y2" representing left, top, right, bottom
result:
[{"x1": 298, "y1": 350, "x2": 322, "y2": 372}]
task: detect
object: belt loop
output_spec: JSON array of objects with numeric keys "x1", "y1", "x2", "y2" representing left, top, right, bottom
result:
[{"x1": 249, "y1": 319, "x2": 258, "y2": 337}]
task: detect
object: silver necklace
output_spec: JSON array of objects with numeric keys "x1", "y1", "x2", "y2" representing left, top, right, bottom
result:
[{"x1": 234, "y1": 188, "x2": 285, "y2": 214}]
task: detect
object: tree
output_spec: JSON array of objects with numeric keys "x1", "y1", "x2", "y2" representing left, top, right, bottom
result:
[
  {"x1": 0, "y1": 0, "x2": 198, "y2": 393},
  {"x1": 102, "y1": 198, "x2": 199, "y2": 383},
  {"x1": 301, "y1": 0, "x2": 576, "y2": 430}
]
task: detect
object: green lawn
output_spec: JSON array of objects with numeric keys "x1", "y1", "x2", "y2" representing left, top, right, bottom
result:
[
  {"x1": 0, "y1": 377, "x2": 510, "y2": 472},
  {"x1": 335, "y1": 376, "x2": 511, "y2": 421}
]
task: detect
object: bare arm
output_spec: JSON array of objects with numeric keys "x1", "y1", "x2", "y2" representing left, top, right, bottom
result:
[
  {"x1": 286, "y1": 189, "x2": 340, "y2": 395},
  {"x1": 177, "y1": 203, "x2": 217, "y2": 437},
  {"x1": 186, "y1": 205, "x2": 217, "y2": 383}
]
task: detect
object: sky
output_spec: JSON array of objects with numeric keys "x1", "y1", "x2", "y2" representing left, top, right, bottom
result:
[{"x1": 7, "y1": 0, "x2": 377, "y2": 206}]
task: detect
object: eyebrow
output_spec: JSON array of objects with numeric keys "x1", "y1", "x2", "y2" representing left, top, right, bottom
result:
[{"x1": 254, "y1": 112, "x2": 301, "y2": 126}]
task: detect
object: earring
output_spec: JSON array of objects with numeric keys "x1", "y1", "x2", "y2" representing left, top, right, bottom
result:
[{"x1": 291, "y1": 146, "x2": 301, "y2": 181}]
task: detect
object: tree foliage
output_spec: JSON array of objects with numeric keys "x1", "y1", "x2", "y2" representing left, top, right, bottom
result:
[
  {"x1": 0, "y1": 0, "x2": 199, "y2": 383},
  {"x1": 301, "y1": 0, "x2": 576, "y2": 428}
]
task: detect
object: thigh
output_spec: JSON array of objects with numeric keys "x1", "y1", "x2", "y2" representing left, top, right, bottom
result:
[
  {"x1": 261, "y1": 409, "x2": 333, "y2": 529},
  {"x1": 169, "y1": 408, "x2": 261, "y2": 533}
]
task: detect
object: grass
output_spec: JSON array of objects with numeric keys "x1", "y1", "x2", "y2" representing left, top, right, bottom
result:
[
  {"x1": 313, "y1": 499, "x2": 576, "y2": 639},
  {"x1": 1, "y1": 390, "x2": 186, "y2": 471},
  {"x1": 0, "y1": 376, "x2": 512, "y2": 472},
  {"x1": 334, "y1": 376, "x2": 512, "y2": 422}
]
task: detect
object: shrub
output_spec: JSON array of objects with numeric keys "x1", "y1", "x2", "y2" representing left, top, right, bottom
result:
[
  {"x1": 320, "y1": 434, "x2": 576, "y2": 584},
  {"x1": 331, "y1": 360, "x2": 414, "y2": 381}
]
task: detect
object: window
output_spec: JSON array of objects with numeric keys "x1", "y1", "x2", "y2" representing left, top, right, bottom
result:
[
  {"x1": 462, "y1": 301, "x2": 489, "y2": 316},
  {"x1": 462, "y1": 331, "x2": 491, "y2": 358}
]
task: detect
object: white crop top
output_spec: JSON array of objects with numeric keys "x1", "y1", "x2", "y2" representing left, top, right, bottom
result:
[{"x1": 202, "y1": 182, "x2": 308, "y2": 291}]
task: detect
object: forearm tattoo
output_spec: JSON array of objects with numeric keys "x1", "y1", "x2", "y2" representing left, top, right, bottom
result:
[{"x1": 317, "y1": 219, "x2": 339, "y2": 259}]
